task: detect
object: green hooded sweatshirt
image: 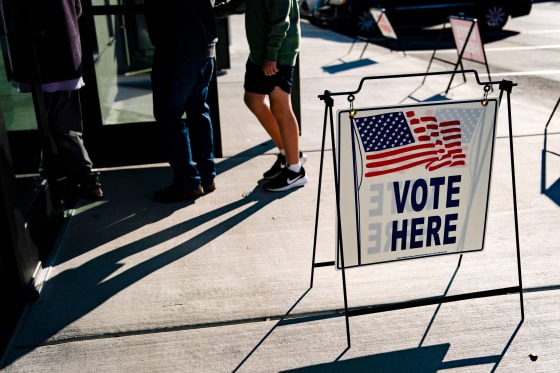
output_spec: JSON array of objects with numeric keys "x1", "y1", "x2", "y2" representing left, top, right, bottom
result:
[{"x1": 217, "y1": 0, "x2": 300, "y2": 66}]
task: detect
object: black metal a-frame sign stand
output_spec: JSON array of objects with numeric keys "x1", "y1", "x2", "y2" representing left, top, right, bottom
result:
[
  {"x1": 350, "y1": 8, "x2": 406, "y2": 59},
  {"x1": 424, "y1": 16, "x2": 492, "y2": 95},
  {"x1": 310, "y1": 70, "x2": 524, "y2": 348}
]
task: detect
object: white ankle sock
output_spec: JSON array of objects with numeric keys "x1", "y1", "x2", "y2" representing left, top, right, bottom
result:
[{"x1": 288, "y1": 163, "x2": 301, "y2": 173}]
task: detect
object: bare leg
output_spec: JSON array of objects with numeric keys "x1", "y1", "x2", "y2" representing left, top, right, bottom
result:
[
  {"x1": 244, "y1": 91, "x2": 284, "y2": 150},
  {"x1": 269, "y1": 87, "x2": 300, "y2": 165}
]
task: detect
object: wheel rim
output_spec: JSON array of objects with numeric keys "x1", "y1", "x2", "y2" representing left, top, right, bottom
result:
[
  {"x1": 485, "y1": 5, "x2": 506, "y2": 28},
  {"x1": 356, "y1": 10, "x2": 375, "y2": 34}
]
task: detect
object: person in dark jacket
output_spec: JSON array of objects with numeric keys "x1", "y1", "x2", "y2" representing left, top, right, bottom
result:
[
  {"x1": 145, "y1": 0, "x2": 220, "y2": 203},
  {"x1": 7, "y1": 0, "x2": 103, "y2": 200}
]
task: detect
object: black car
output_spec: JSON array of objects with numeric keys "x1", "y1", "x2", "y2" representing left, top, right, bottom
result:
[{"x1": 312, "y1": 0, "x2": 532, "y2": 35}]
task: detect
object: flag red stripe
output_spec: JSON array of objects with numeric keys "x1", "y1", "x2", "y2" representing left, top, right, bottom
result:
[
  {"x1": 421, "y1": 116, "x2": 437, "y2": 122},
  {"x1": 447, "y1": 148, "x2": 463, "y2": 155},
  {"x1": 427, "y1": 160, "x2": 452, "y2": 171},
  {"x1": 365, "y1": 150, "x2": 437, "y2": 168},
  {"x1": 443, "y1": 134, "x2": 461, "y2": 141},
  {"x1": 445, "y1": 141, "x2": 461, "y2": 148},
  {"x1": 365, "y1": 157, "x2": 437, "y2": 177},
  {"x1": 440, "y1": 120, "x2": 460, "y2": 127},
  {"x1": 441, "y1": 128, "x2": 461, "y2": 134},
  {"x1": 365, "y1": 142, "x2": 434, "y2": 160}
]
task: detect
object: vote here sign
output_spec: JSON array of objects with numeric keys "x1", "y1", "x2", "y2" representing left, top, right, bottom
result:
[
  {"x1": 370, "y1": 8, "x2": 398, "y2": 40},
  {"x1": 336, "y1": 99, "x2": 498, "y2": 268},
  {"x1": 450, "y1": 17, "x2": 486, "y2": 64}
]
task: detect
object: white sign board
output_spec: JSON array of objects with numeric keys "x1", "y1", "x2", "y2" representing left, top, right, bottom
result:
[
  {"x1": 450, "y1": 17, "x2": 486, "y2": 64},
  {"x1": 336, "y1": 99, "x2": 498, "y2": 268},
  {"x1": 370, "y1": 8, "x2": 398, "y2": 40}
]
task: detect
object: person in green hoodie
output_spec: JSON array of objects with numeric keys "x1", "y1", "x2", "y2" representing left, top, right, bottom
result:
[{"x1": 216, "y1": 0, "x2": 308, "y2": 192}]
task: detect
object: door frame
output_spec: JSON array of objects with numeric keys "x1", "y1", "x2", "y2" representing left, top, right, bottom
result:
[{"x1": 81, "y1": 2, "x2": 223, "y2": 168}]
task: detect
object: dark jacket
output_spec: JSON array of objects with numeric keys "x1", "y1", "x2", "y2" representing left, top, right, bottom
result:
[
  {"x1": 144, "y1": 0, "x2": 218, "y2": 60},
  {"x1": 6, "y1": 0, "x2": 83, "y2": 84}
]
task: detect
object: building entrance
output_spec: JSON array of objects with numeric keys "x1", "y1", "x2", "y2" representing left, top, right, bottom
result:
[{"x1": 0, "y1": 0, "x2": 228, "y2": 354}]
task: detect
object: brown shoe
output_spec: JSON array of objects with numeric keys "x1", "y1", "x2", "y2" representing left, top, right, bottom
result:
[
  {"x1": 203, "y1": 183, "x2": 216, "y2": 194},
  {"x1": 78, "y1": 185, "x2": 104, "y2": 200},
  {"x1": 76, "y1": 172, "x2": 103, "y2": 200}
]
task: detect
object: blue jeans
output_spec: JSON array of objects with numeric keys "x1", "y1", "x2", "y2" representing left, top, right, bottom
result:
[{"x1": 151, "y1": 52, "x2": 216, "y2": 190}]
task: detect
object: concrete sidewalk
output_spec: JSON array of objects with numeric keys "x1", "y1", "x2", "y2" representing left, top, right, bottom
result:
[{"x1": 2, "y1": 14, "x2": 560, "y2": 372}]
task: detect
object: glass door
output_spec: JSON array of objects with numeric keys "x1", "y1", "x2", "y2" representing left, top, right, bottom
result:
[
  {"x1": 80, "y1": 0, "x2": 163, "y2": 167},
  {"x1": 80, "y1": 0, "x2": 223, "y2": 167}
]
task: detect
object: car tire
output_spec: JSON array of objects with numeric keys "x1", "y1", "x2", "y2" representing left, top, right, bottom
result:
[
  {"x1": 308, "y1": 17, "x2": 320, "y2": 26},
  {"x1": 481, "y1": 3, "x2": 509, "y2": 30},
  {"x1": 352, "y1": 8, "x2": 378, "y2": 37}
]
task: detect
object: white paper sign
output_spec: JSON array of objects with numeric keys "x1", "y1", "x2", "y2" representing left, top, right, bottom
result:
[
  {"x1": 450, "y1": 17, "x2": 486, "y2": 64},
  {"x1": 370, "y1": 8, "x2": 398, "y2": 40},
  {"x1": 336, "y1": 99, "x2": 498, "y2": 268}
]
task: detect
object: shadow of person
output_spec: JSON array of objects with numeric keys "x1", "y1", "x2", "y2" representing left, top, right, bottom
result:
[
  {"x1": 48, "y1": 140, "x2": 278, "y2": 266},
  {"x1": 1, "y1": 181, "x2": 301, "y2": 366}
]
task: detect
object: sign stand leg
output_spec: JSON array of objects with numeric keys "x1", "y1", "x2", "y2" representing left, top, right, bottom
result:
[
  {"x1": 422, "y1": 22, "x2": 450, "y2": 85},
  {"x1": 310, "y1": 94, "x2": 335, "y2": 288},
  {"x1": 327, "y1": 99, "x2": 353, "y2": 348},
  {"x1": 500, "y1": 80, "x2": 526, "y2": 320},
  {"x1": 445, "y1": 21, "x2": 475, "y2": 94},
  {"x1": 311, "y1": 91, "x2": 352, "y2": 347}
]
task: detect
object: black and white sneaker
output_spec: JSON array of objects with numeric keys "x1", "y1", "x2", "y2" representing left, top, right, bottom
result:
[
  {"x1": 264, "y1": 166, "x2": 308, "y2": 192},
  {"x1": 263, "y1": 152, "x2": 308, "y2": 179}
]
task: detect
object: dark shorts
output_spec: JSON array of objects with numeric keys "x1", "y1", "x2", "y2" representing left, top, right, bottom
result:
[{"x1": 243, "y1": 59, "x2": 294, "y2": 94}]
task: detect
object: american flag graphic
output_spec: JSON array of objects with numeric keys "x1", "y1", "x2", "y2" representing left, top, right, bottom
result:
[{"x1": 353, "y1": 107, "x2": 483, "y2": 177}]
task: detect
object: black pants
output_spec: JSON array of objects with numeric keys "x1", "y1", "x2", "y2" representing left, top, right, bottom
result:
[{"x1": 43, "y1": 89, "x2": 93, "y2": 182}]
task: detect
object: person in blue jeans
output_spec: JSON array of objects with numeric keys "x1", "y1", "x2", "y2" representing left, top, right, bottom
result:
[{"x1": 145, "y1": 0, "x2": 218, "y2": 202}]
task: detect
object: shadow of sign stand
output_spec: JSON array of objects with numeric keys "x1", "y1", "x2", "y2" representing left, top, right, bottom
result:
[
  {"x1": 351, "y1": 8, "x2": 406, "y2": 59},
  {"x1": 311, "y1": 70, "x2": 524, "y2": 348},
  {"x1": 424, "y1": 16, "x2": 492, "y2": 94},
  {"x1": 541, "y1": 96, "x2": 560, "y2": 197}
]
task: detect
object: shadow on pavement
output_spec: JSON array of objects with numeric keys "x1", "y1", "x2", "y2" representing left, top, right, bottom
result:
[
  {"x1": 322, "y1": 58, "x2": 377, "y2": 74},
  {"x1": 281, "y1": 344, "x2": 451, "y2": 373},
  {"x1": 1, "y1": 142, "x2": 286, "y2": 368}
]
